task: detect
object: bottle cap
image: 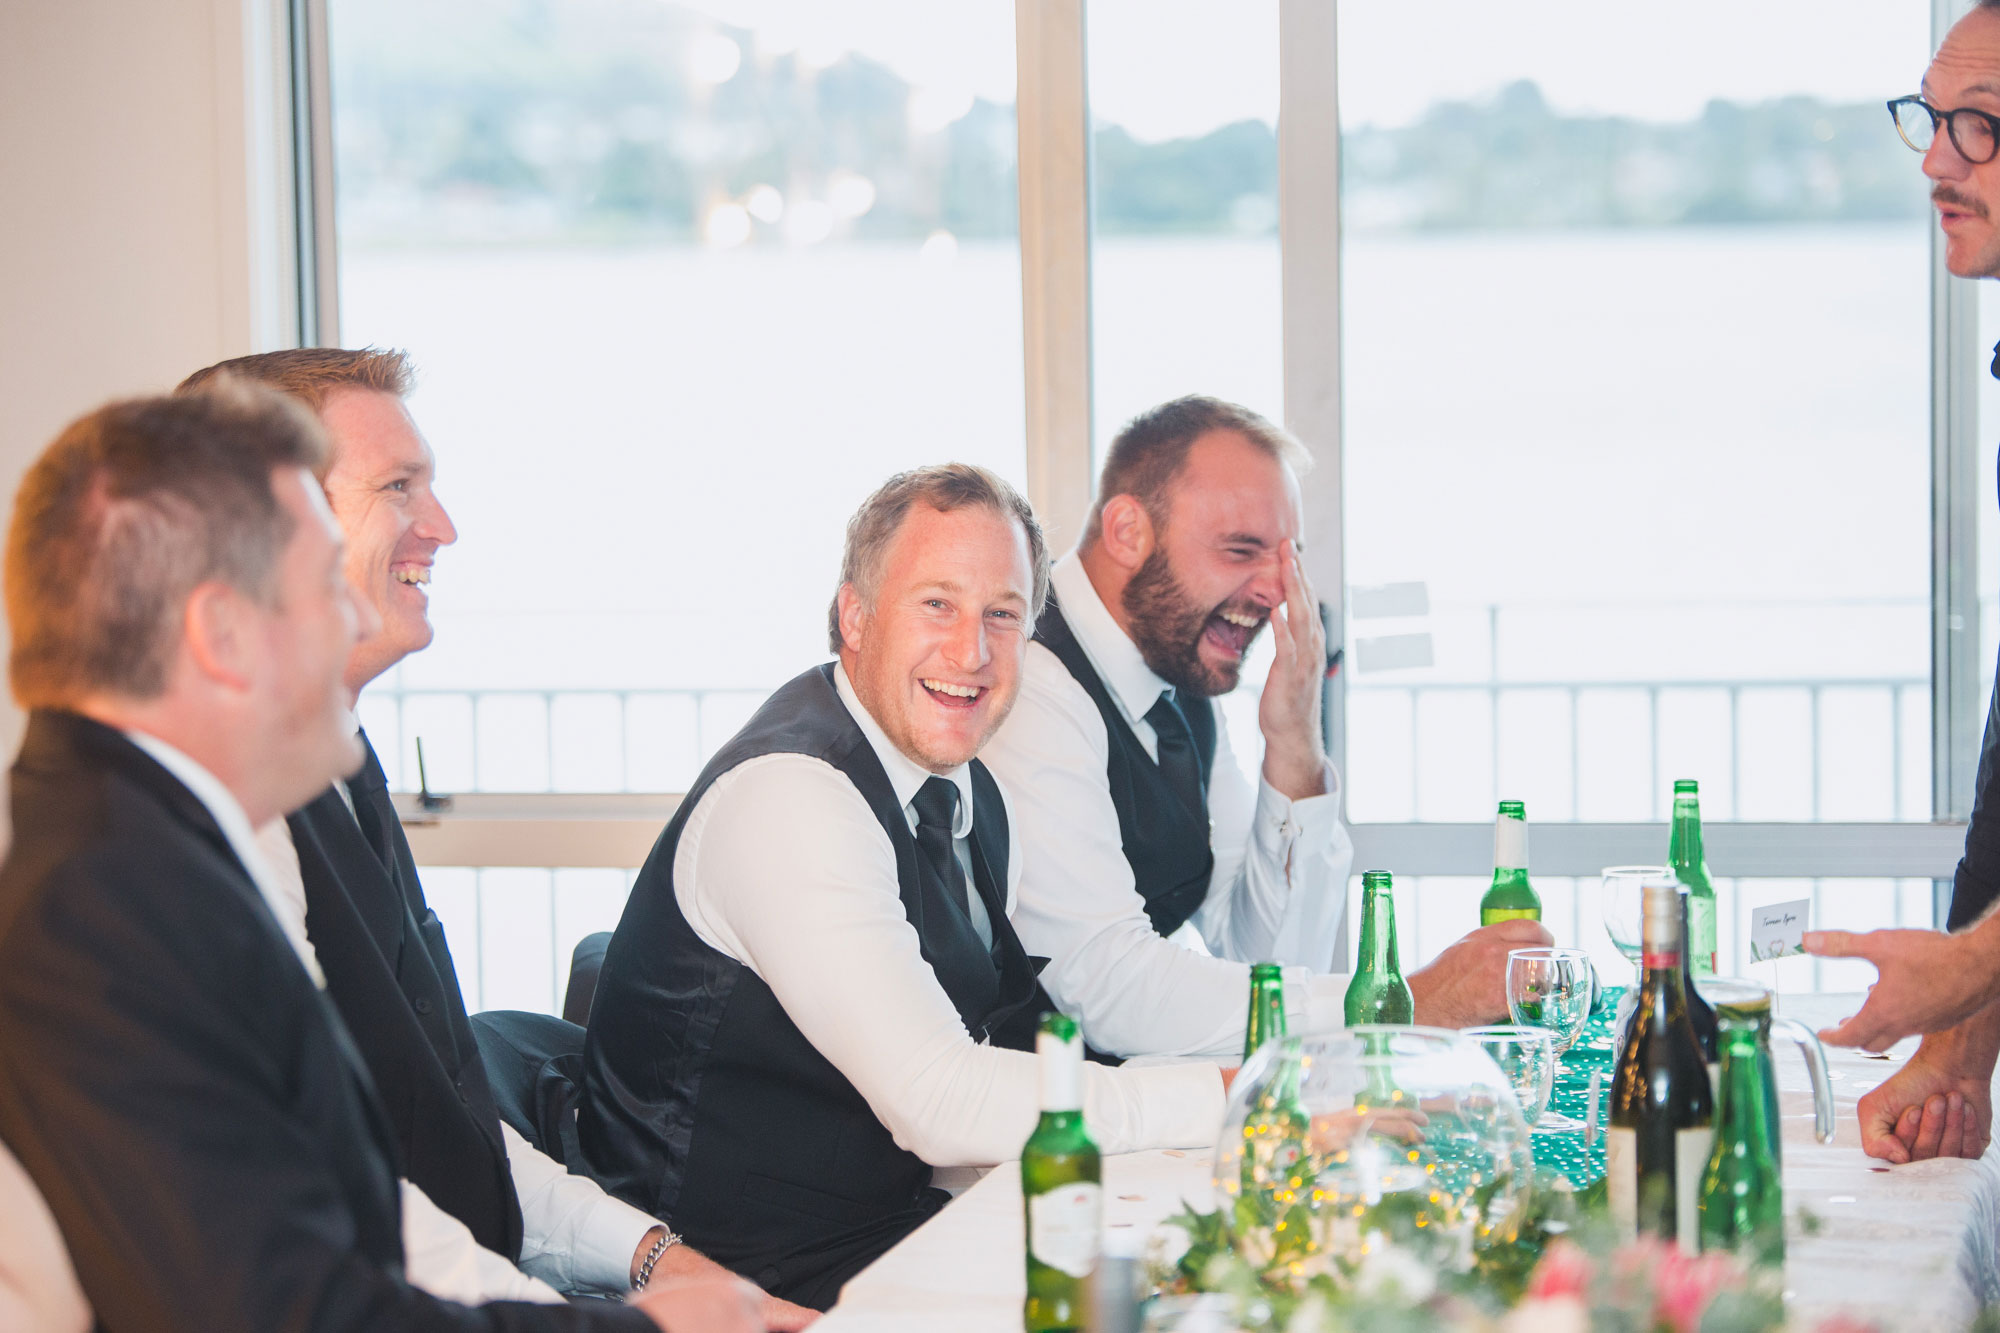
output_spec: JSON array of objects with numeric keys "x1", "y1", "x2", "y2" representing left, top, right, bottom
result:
[{"x1": 1674, "y1": 778, "x2": 1700, "y2": 796}]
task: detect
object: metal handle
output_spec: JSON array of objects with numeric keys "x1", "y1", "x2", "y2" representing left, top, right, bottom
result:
[{"x1": 1772, "y1": 1015, "x2": 1837, "y2": 1144}]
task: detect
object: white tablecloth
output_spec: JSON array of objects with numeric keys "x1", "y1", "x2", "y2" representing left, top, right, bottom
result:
[{"x1": 814, "y1": 995, "x2": 2000, "y2": 1332}]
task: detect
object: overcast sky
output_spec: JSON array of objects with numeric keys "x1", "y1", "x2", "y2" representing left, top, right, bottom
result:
[{"x1": 677, "y1": 1, "x2": 1938, "y2": 141}]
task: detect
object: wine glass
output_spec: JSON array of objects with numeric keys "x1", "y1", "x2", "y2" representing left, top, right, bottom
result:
[
  {"x1": 1463, "y1": 1025, "x2": 1557, "y2": 1132},
  {"x1": 1602, "y1": 866, "x2": 1676, "y2": 1048},
  {"x1": 1601, "y1": 865, "x2": 1671, "y2": 975},
  {"x1": 1506, "y1": 947, "x2": 1594, "y2": 1131}
]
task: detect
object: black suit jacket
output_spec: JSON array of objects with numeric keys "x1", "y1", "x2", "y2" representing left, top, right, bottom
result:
[
  {"x1": 0, "y1": 711, "x2": 651, "y2": 1333},
  {"x1": 290, "y1": 735, "x2": 524, "y2": 1259}
]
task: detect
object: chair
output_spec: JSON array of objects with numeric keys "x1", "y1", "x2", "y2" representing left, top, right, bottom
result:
[{"x1": 563, "y1": 931, "x2": 613, "y2": 1026}]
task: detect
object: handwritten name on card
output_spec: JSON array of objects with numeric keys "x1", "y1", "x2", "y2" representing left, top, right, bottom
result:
[{"x1": 1748, "y1": 898, "x2": 1810, "y2": 962}]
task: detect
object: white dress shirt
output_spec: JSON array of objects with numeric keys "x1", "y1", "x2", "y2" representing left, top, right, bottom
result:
[
  {"x1": 978, "y1": 553, "x2": 1356, "y2": 1061},
  {"x1": 254, "y1": 810, "x2": 658, "y2": 1299},
  {"x1": 673, "y1": 662, "x2": 1224, "y2": 1169}
]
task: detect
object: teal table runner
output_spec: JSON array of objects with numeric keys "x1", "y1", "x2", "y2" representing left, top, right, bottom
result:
[{"x1": 1527, "y1": 984, "x2": 1622, "y2": 1187}]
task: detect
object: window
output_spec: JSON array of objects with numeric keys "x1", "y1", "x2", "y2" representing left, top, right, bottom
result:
[
  {"x1": 1336, "y1": 0, "x2": 1934, "y2": 827},
  {"x1": 310, "y1": 1, "x2": 1979, "y2": 1017},
  {"x1": 328, "y1": 0, "x2": 1024, "y2": 794},
  {"x1": 1086, "y1": 1, "x2": 1282, "y2": 451}
]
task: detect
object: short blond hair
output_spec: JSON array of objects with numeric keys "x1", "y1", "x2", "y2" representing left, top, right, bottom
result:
[
  {"x1": 828, "y1": 464, "x2": 1050, "y2": 652},
  {"x1": 7, "y1": 383, "x2": 328, "y2": 707}
]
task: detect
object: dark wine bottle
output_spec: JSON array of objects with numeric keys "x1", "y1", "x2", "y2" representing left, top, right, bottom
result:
[{"x1": 1607, "y1": 877, "x2": 1714, "y2": 1251}]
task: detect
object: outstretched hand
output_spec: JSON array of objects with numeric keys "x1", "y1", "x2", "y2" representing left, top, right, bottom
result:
[{"x1": 1804, "y1": 927, "x2": 1995, "y2": 1051}]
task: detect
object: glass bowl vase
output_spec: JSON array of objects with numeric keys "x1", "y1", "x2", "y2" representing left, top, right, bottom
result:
[{"x1": 1212, "y1": 1025, "x2": 1535, "y2": 1278}]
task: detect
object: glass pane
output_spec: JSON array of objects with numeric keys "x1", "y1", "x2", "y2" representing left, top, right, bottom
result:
[
  {"x1": 1086, "y1": 0, "x2": 1281, "y2": 453},
  {"x1": 1336, "y1": 1, "x2": 1934, "y2": 823},
  {"x1": 427, "y1": 866, "x2": 639, "y2": 1014},
  {"x1": 330, "y1": 0, "x2": 1023, "y2": 791}
]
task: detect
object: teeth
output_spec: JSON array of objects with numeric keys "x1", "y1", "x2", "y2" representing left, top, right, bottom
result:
[
  {"x1": 1219, "y1": 609, "x2": 1260, "y2": 628},
  {"x1": 394, "y1": 568, "x2": 431, "y2": 586},
  {"x1": 921, "y1": 679, "x2": 981, "y2": 699}
]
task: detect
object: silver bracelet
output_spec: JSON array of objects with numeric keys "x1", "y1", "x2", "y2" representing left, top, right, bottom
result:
[{"x1": 632, "y1": 1226, "x2": 681, "y2": 1291}]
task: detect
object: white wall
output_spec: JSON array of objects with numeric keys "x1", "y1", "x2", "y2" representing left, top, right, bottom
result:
[{"x1": 0, "y1": 0, "x2": 296, "y2": 838}]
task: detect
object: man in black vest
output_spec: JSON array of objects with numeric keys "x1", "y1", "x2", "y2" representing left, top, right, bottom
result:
[
  {"x1": 0, "y1": 386, "x2": 759, "y2": 1331},
  {"x1": 982, "y1": 396, "x2": 1552, "y2": 1059},
  {"x1": 176, "y1": 351, "x2": 812, "y2": 1328},
  {"x1": 579, "y1": 465, "x2": 1229, "y2": 1311},
  {"x1": 1802, "y1": 1, "x2": 2000, "y2": 1164}
]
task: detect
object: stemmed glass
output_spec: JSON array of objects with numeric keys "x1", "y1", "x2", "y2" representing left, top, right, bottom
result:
[
  {"x1": 1463, "y1": 1025, "x2": 1557, "y2": 1133},
  {"x1": 1602, "y1": 865, "x2": 1676, "y2": 1047},
  {"x1": 1505, "y1": 947, "x2": 1594, "y2": 1131},
  {"x1": 1601, "y1": 865, "x2": 1672, "y2": 974}
]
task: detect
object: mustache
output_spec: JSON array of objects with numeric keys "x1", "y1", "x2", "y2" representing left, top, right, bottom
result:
[{"x1": 1935, "y1": 185, "x2": 1990, "y2": 219}]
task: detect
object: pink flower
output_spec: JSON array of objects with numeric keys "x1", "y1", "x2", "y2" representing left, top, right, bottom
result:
[
  {"x1": 1650, "y1": 1248, "x2": 1741, "y2": 1333},
  {"x1": 1525, "y1": 1240, "x2": 1593, "y2": 1302}
]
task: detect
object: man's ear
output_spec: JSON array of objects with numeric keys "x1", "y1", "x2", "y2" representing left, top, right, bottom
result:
[
  {"x1": 835, "y1": 582, "x2": 869, "y2": 655},
  {"x1": 182, "y1": 582, "x2": 255, "y2": 692},
  {"x1": 1095, "y1": 494, "x2": 1155, "y2": 573}
]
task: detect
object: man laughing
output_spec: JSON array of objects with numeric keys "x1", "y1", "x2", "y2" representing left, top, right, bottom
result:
[
  {"x1": 578, "y1": 465, "x2": 1226, "y2": 1310},
  {"x1": 981, "y1": 395, "x2": 1550, "y2": 1060}
]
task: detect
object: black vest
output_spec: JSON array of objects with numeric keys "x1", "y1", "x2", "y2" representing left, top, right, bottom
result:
[
  {"x1": 1034, "y1": 597, "x2": 1218, "y2": 938},
  {"x1": 289, "y1": 734, "x2": 526, "y2": 1261},
  {"x1": 577, "y1": 665, "x2": 1042, "y2": 1310}
]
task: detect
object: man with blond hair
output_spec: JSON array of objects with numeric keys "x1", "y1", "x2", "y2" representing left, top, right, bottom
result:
[
  {"x1": 0, "y1": 384, "x2": 760, "y2": 1331},
  {"x1": 179, "y1": 348, "x2": 812, "y2": 1327},
  {"x1": 581, "y1": 464, "x2": 1228, "y2": 1310}
]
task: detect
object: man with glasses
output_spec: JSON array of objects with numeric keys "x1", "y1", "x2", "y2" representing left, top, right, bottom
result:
[{"x1": 1803, "y1": 1, "x2": 2000, "y2": 1164}]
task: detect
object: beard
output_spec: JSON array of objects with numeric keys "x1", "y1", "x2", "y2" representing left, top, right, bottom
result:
[{"x1": 1120, "y1": 545, "x2": 1259, "y2": 698}]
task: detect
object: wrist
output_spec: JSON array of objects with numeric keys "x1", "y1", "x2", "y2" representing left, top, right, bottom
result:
[
  {"x1": 630, "y1": 1225, "x2": 682, "y2": 1290},
  {"x1": 1923, "y1": 1005, "x2": 2000, "y2": 1072},
  {"x1": 1261, "y1": 744, "x2": 1328, "y2": 801}
]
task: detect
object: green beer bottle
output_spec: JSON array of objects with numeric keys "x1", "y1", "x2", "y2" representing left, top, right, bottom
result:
[
  {"x1": 1345, "y1": 871, "x2": 1415, "y2": 1025},
  {"x1": 1023, "y1": 1013, "x2": 1101, "y2": 1333},
  {"x1": 1669, "y1": 780, "x2": 1718, "y2": 977},
  {"x1": 1698, "y1": 1002, "x2": 1784, "y2": 1266},
  {"x1": 1236, "y1": 964, "x2": 1313, "y2": 1234},
  {"x1": 1480, "y1": 799, "x2": 1541, "y2": 926},
  {"x1": 1244, "y1": 961, "x2": 1286, "y2": 1063}
]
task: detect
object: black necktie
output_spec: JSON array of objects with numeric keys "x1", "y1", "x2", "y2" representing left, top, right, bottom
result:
[
  {"x1": 912, "y1": 776, "x2": 972, "y2": 920},
  {"x1": 1146, "y1": 692, "x2": 1207, "y2": 820},
  {"x1": 343, "y1": 735, "x2": 399, "y2": 875}
]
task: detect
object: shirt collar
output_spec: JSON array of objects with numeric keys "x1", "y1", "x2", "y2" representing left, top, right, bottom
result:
[
  {"x1": 833, "y1": 660, "x2": 976, "y2": 839},
  {"x1": 1049, "y1": 549, "x2": 1176, "y2": 726}
]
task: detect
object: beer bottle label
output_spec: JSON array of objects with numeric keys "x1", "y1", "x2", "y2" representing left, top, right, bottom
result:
[{"x1": 1028, "y1": 1182, "x2": 1102, "y2": 1278}]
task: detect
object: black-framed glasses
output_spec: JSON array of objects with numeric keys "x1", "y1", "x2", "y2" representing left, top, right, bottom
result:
[{"x1": 1889, "y1": 95, "x2": 2000, "y2": 164}]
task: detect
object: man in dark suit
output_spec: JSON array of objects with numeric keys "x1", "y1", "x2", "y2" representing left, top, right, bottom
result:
[
  {"x1": 0, "y1": 386, "x2": 761, "y2": 1331},
  {"x1": 177, "y1": 350, "x2": 813, "y2": 1327}
]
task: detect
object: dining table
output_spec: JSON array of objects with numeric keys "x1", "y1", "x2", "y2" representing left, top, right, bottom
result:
[{"x1": 810, "y1": 994, "x2": 2000, "y2": 1333}]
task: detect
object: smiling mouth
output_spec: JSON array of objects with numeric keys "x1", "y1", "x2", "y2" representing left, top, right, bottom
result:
[
  {"x1": 393, "y1": 567, "x2": 431, "y2": 588},
  {"x1": 920, "y1": 678, "x2": 984, "y2": 709},
  {"x1": 1202, "y1": 607, "x2": 1265, "y2": 659}
]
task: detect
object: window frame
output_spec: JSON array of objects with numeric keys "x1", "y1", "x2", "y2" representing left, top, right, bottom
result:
[{"x1": 296, "y1": 0, "x2": 1977, "y2": 910}]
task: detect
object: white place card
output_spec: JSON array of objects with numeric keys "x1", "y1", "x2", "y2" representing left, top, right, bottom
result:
[{"x1": 1749, "y1": 898, "x2": 1810, "y2": 962}]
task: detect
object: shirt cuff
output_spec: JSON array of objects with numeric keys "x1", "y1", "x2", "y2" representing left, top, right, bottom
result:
[
  {"x1": 1252, "y1": 760, "x2": 1345, "y2": 852},
  {"x1": 567, "y1": 1194, "x2": 660, "y2": 1296},
  {"x1": 1291, "y1": 969, "x2": 1353, "y2": 1034}
]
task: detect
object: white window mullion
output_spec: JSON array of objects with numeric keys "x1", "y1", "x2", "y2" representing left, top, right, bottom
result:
[{"x1": 1015, "y1": 0, "x2": 1094, "y2": 555}]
